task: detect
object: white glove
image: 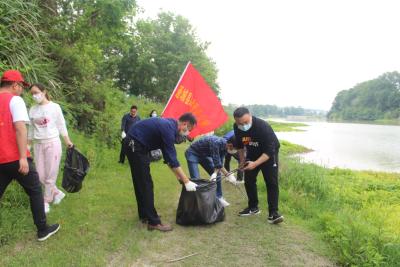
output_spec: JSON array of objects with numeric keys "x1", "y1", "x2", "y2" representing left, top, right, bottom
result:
[
  {"x1": 184, "y1": 181, "x2": 197, "y2": 191},
  {"x1": 226, "y1": 174, "x2": 237, "y2": 185},
  {"x1": 210, "y1": 172, "x2": 218, "y2": 181},
  {"x1": 121, "y1": 131, "x2": 126, "y2": 139}
]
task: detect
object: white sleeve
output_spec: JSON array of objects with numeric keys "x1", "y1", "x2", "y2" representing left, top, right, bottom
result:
[
  {"x1": 28, "y1": 107, "x2": 34, "y2": 140},
  {"x1": 55, "y1": 104, "x2": 68, "y2": 136},
  {"x1": 9, "y1": 96, "x2": 30, "y2": 123}
]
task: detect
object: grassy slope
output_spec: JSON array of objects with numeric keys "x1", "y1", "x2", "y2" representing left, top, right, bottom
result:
[{"x1": 0, "y1": 126, "x2": 337, "y2": 266}]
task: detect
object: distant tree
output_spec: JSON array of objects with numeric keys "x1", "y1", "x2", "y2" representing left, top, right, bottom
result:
[
  {"x1": 327, "y1": 72, "x2": 400, "y2": 121},
  {"x1": 117, "y1": 12, "x2": 219, "y2": 102}
]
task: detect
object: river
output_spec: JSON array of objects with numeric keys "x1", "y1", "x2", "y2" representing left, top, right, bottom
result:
[{"x1": 275, "y1": 121, "x2": 400, "y2": 173}]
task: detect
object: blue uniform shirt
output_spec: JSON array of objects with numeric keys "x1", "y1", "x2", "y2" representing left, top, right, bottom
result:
[
  {"x1": 121, "y1": 113, "x2": 141, "y2": 133},
  {"x1": 189, "y1": 135, "x2": 227, "y2": 169},
  {"x1": 127, "y1": 118, "x2": 180, "y2": 168}
]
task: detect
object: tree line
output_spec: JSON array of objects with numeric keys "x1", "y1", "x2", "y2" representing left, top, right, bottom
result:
[
  {"x1": 327, "y1": 72, "x2": 400, "y2": 121},
  {"x1": 0, "y1": 0, "x2": 218, "y2": 145},
  {"x1": 226, "y1": 104, "x2": 326, "y2": 118}
]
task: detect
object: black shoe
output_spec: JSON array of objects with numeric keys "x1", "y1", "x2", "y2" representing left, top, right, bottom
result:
[
  {"x1": 118, "y1": 161, "x2": 124, "y2": 164},
  {"x1": 238, "y1": 207, "x2": 261, "y2": 216},
  {"x1": 268, "y1": 213, "x2": 284, "y2": 224},
  {"x1": 37, "y1": 224, "x2": 60, "y2": 241}
]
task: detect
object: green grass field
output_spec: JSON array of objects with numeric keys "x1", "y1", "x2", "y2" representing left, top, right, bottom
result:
[{"x1": 1, "y1": 121, "x2": 399, "y2": 266}]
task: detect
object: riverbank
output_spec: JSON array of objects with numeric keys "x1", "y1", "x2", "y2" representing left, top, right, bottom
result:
[{"x1": 280, "y1": 141, "x2": 400, "y2": 266}]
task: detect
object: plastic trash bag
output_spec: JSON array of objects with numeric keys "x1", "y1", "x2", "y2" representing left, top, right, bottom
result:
[
  {"x1": 149, "y1": 149, "x2": 162, "y2": 162},
  {"x1": 62, "y1": 146, "x2": 90, "y2": 193},
  {"x1": 176, "y1": 179, "x2": 225, "y2": 225}
]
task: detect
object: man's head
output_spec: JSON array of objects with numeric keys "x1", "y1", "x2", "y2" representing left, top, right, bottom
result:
[
  {"x1": 130, "y1": 105, "x2": 138, "y2": 117},
  {"x1": 0, "y1": 70, "x2": 29, "y2": 96},
  {"x1": 177, "y1": 112, "x2": 197, "y2": 136},
  {"x1": 233, "y1": 107, "x2": 253, "y2": 131},
  {"x1": 225, "y1": 136, "x2": 238, "y2": 154}
]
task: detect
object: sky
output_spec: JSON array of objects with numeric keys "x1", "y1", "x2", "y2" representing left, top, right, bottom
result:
[{"x1": 136, "y1": 0, "x2": 400, "y2": 110}]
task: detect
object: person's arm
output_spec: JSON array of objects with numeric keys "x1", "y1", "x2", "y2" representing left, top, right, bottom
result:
[
  {"x1": 243, "y1": 122, "x2": 272, "y2": 171},
  {"x1": 55, "y1": 104, "x2": 73, "y2": 148},
  {"x1": 210, "y1": 139, "x2": 222, "y2": 172},
  {"x1": 171, "y1": 166, "x2": 190, "y2": 184},
  {"x1": 121, "y1": 114, "x2": 126, "y2": 132},
  {"x1": 15, "y1": 121, "x2": 29, "y2": 175},
  {"x1": 243, "y1": 153, "x2": 269, "y2": 171}
]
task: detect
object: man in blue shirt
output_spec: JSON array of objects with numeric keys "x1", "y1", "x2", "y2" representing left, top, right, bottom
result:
[
  {"x1": 119, "y1": 105, "x2": 141, "y2": 164},
  {"x1": 124, "y1": 113, "x2": 198, "y2": 232},
  {"x1": 185, "y1": 135, "x2": 238, "y2": 207}
]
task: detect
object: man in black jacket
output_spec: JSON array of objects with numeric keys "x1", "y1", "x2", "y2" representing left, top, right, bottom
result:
[{"x1": 233, "y1": 107, "x2": 283, "y2": 224}]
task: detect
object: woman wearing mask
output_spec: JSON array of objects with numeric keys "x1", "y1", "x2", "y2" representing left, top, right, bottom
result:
[
  {"x1": 28, "y1": 84, "x2": 73, "y2": 213},
  {"x1": 149, "y1": 110, "x2": 158, "y2": 118}
]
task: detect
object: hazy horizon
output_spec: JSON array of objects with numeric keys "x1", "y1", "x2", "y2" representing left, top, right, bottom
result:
[{"x1": 137, "y1": 0, "x2": 400, "y2": 110}]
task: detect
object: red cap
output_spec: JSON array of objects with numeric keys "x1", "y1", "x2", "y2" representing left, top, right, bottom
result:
[{"x1": 1, "y1": 70, "x2": 30, "y2": 87}]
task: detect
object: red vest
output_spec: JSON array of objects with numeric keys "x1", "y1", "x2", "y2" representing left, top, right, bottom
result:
[{"x1": 0, "y1": 92, "x2": 30, "y2": 164}]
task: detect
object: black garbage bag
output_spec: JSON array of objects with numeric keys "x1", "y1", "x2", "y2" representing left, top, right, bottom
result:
[
  {"x1": 62, "y1": 146, "x2": 90, "y2": 193},
  {"x1": 176, "y1": 179, "x2": 225, "y2": 225}
]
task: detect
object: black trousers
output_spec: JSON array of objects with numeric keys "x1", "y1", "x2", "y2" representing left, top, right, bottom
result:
[
  {"x1": 0, "y1": 159, "x2": 47, "y2": 231},
  {"x1": 124, "y1": 138, "x2": 161, "y2": 225},
  {"x1": 224, "y1": 154, "x2": 244, "y2": 180},
  {"x1": 244, "y1": 153, "x2": 279, "y2": 215},
  {"x1": 119, "y1": 138, "x2": 126, "y2": 163}
]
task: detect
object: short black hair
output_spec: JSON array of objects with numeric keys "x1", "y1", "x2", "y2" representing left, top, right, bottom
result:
[
  {"x1": 179, "y1": 112, "x2": 197, "y2": 126},
  {"x1": 226, "y1": 135, "x2": 238, "y2": 147},
  {"x1": 130, "y1": 105, "x2": 138, "y2": 110},
  {"x1": 233, "y1": 107, "x2": 250, "y2": 118},
  {"x1": 0, "y1": 81, "x2": 14, "y2": 88}
]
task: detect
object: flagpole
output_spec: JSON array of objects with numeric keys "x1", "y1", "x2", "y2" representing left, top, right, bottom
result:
[{"x1": 162, "y1": 61, "x2": 191, "y2": 116}]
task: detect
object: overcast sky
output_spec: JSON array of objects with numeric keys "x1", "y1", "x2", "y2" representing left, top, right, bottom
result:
[{"x1": 136, "y1": 0, "x2": 400, "y2": 110}]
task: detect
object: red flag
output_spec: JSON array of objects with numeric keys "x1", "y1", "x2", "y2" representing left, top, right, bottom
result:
[{"x1": 162, "y1": 62, "x2": 228, "y2": 138}]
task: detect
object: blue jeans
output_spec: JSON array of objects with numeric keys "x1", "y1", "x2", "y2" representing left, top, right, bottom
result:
[{"x1": 185, "y1": 148, "x2": 223, "y2": 198}]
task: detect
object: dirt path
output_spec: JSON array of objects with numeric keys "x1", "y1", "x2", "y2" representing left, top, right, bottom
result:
[{"x1": 107, "y1": 182, "x2": 337, "y2": 267}]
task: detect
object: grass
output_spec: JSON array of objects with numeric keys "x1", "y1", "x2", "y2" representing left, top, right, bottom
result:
[
  {"x1": 279, "y1": 151, "x2": 400, "y2": 266},
  {"x1": 2, "y1": 120, "x2": 398, "y2": 266},
  {"x1": 0, "y1": 128, "x2": 336, "y2": 266},
  {"x1": 268, "y1": 121, "x2": 307, "y2": 132}
]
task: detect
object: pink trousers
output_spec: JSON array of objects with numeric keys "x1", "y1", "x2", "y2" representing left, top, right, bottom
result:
[{"x1": 34, "y1": 138, "x2": 62, "y2": 203}]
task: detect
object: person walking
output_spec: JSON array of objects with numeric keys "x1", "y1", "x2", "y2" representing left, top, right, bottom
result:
[
  {"x1": 28, "y1": 83, "x2": 73, "y2": 213},
  {"x1": 119, "y1": 105, "x2": 140, "y2": 164},
  {"x1": 185, "y1": 135, "x2": 237, "y2": 207},
  {"x1": 124, "y1": 113, "x2": 198, "y2": 232},
  {"x1": 0, "y1": 70, "x2": 60, "y2": 241},
  {"x1": 233, "y1": 107, "x2": 283, "y2": 224}
]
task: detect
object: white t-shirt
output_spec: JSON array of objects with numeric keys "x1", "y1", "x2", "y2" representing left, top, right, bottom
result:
[
  {"x1": 10, "y1": 96, "x2": 30, "y2": 122},
  {"x1": 28, "y1": 101, "x2": 68, "y2": 142}
]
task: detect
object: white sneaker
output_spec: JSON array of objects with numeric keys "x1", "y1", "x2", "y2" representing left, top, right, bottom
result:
[
  {"x1": 44, "y1": 203, "x2": 50, "y2": 214},
  {"x1": 218, "y1": 197, "x2": 230, "y2": 207},
  {"x1": 53, "y1": 191, "x2": 66, "y2": 205}
]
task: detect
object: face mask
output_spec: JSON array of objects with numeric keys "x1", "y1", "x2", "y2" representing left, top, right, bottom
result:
[
  {"x1": 151, "y1": 113, "x2": 157, "y2": 117},
  {"x1": 32, "y1": 93, "x2": 44, "y2": 104},
  {"x1": 238, "y1": 123, "x2": 252, "y2": 131},
  {"x1": 175, "y1": 134, "x2": 187, "y2": 144},
  {"x1": 227, "y1": 148, "x2": 238, "y2": 155}
]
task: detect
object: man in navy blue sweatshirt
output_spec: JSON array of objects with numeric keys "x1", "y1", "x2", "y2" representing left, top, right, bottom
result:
[{"x1": 124, "y1": 113, "x2": 198, "y2": 232}]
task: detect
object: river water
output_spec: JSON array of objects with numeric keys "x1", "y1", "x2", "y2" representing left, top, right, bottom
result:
[{"x1": 276, "y1": 121, "x2": 400, "y2": 173}]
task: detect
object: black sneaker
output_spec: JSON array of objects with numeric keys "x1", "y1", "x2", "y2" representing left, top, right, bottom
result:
[
  {"x1": 238, "y1": 207, "x2": 261, "y2": 216},
  {"x1": 37, "y1": 224, "x2": 60, "y2": 242},
  {"x1": 268, "y1": 213, "x2": 284, "y2": 224}
]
